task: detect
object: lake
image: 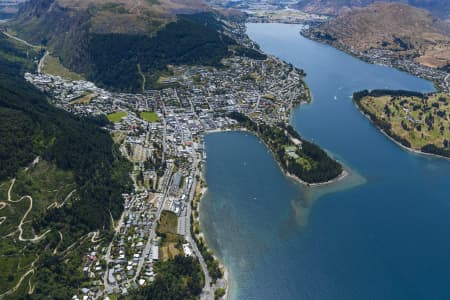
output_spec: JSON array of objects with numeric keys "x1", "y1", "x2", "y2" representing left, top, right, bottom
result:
[{"x1": 200, "y1": 23, "x2": 450, "y2": 300}]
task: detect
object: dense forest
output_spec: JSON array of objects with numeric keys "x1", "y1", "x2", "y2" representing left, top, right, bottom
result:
[
  {"x1": 0, "y1": 32, "x2": 131, "y2": 298},
  {"x1": 0, "y1": 52, "x2": 132, "y2": 232},
  {"x1": 353, "y1": 89, "x2": 426, "y2": 102},
  {"x1": 131, "y1": 256, "x2": 204, "y2": 300},
  {"x1": 421, "y1": 144, "x2": 450, "y2": 158},
  {"x1": 89, "y1": 13, "x2": 237, "y2": 91},
  {"x1": 228, "y1": 112, "x2": 343, "y2": 183}
]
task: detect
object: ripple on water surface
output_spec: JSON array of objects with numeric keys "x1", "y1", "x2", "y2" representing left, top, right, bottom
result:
[{"x1": 201, "y1": 23, "x2": 450, "y2": 300}]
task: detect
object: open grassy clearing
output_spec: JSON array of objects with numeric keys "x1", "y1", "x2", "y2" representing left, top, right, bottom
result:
[
  {"x1": 159, "y1": 233, "x2": 184, "y2": 261},
  {"x1": 140, "y1": 111, "x2": 160, "y2": 122},
  {"x1": 41, "y1": 55, "x2": 84, "y2": 81},
  {"x1": 156, "y1": 210, "x2": 184, "y2": 260},
  {"x1": 69, "y1": 92, "x2": 97, "y2": 105},
  {"x1": 157, "y1": 210, "x2": 178, "y2": 234},
  {"x1": 112, "y1": 131, "x2": 126, "y2": 144},
  {"x1": 359, "y1": 93, "x2": 450, "y2": 149},
  {"x1": 107, "y1": 111, "x2": 127, "y2": 122}
]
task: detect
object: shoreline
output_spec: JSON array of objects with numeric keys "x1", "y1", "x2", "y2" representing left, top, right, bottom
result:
[
  {"x1": 207, "y1": 127, "x2": 348, "y2": 186},
  {"x1": 196, "y1": 23, "x2": 347, "y2": 299},
  {"x1": 299, "y1": 30, "x2": 448, "y2": 94},
  {"x1": 353, "y1": 102, "x2": 450, "y2": 162},
  {"x1": 243, "y1": 128, "x2": 348, "y2": 186},
  {"x1": 294, "y1": 22, "x2": 450, "y2": 161},
  {"x1": 197, "y1": 127, "x2": 348, "y2": 299},
  {"x1": 285, "y1": 168, "x2": 348, "y2": 187},
  {"x1": 191, "y1": 163, "x2": 230, "y2": 299}
]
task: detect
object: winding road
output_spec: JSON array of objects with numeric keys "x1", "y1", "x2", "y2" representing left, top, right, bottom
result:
[
  {"x1": 445, "y1": 73, "x2": 449, "y2": 92},
  {"x1": 47, "y1": 189, "x2": 76, "y2": 210},
  {"x1": 37, "y1": 50, "x2": 49, "y2": 74},
  {"x1": 0, "y1": 256, "x2": 39, "y2": 299},
  {"x1": 5, "y1": 179, "x2": 50, "y2": 242},
  {"x1": 1, "y1": 31, "x2": 41, "y2": 48}
]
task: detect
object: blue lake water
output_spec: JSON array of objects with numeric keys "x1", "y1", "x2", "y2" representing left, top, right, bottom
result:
[{"x1": 200, "y1": 23, "x2": 450, "y2": 300}]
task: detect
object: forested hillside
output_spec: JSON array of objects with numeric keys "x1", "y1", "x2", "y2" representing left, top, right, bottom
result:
[
  {"x1": 0, "y1": 32, "x2": 132, "y2": 298},
  {"x1": 89, "y1": 14, "x2": 236, "y2": 91},
  {"x1": 0, "y1": 32, "x2": 131, "y2": 230},
  {"x1": 8, "y1": 0, "x2": 241, "y2": 92}
]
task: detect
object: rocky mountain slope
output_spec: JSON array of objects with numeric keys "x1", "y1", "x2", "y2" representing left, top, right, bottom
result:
[
  {"x1": 295, "y1": 0, "x2": 450, "y2": 20},
  {"x1": 307, "y1": 3, "x2": 450, "y2": 69},
  {"x1": 5, "y1": 0, "x2": 242, "y2": 91},
  {"x1": 0, "y1": 0, "x2": 26, "y2": 20}
]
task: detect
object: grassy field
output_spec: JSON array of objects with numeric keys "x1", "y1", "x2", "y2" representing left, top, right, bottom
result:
[
  {"x1": 157, "y1": 210, "x2": 184, "y2": 260},
  {"x1": 112, "y1": 131, "x2": 126, "y2": 144},
  {"x1": 159, "y1": 234, "x2": 183, "y2": 260},
  {"x1": 107, "y1": 111, "x2": 127, "y2": 122},
  {"x1": 359, "y1": 93, "x2": 450, "y2": 149},
  {"x1": 262, "y1": 93, "x2": 276, "y2": 101},
  {"x1": 41, "y1": 55, "x2": 84, "y2": 81},
  {"x1": 140, "y1": 111, "x2": 160, "y2": 122},
  {"x1": 69, "y1": 92, "x2": 97, "y2": 105},
  {"x1": 157, "y1": 210, "x2": 178, "y2": 234}
]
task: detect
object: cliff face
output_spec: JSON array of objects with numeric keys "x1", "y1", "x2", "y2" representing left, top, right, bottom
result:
[
  {"x1": 308, "y1": 3, "x2": 450, "y2": 69},
  {"x1": 295, "y1": 0, "x2": 450, "y2": 20}
]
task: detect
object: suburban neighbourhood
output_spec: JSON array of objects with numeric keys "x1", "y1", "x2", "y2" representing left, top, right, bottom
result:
[{"x1": 25, "y1": 46, "x2": 309, "y2": 299}]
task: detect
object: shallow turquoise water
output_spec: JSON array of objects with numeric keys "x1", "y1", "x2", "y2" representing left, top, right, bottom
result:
[{"x1": 200, "y1": 23, "x2": 450, "y2": 300}]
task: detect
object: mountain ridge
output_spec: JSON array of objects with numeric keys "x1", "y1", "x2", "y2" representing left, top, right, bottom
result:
[
  {"x1": 295, "y1": 0, "x2": 450, "y2": 20},
  {"x1": 6, "y1": 0, "x2": 240, "y2": 92},
  {"x1": 306, "y1": 2, "x2": 450, "y2": 69}
]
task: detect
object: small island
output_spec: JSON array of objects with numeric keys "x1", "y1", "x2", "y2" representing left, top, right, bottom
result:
[
  {"x1": 228, "y1": 112, "x2": 343, "y2": 184},
  {"x1": 354, "y1": 89, "x2": 450, "y2": 158}
]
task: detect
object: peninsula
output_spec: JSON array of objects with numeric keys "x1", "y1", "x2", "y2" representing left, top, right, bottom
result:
[
  {"x1": 228, "y1": 112, "x2": 343, "y2": 184},
  {"x1": 354, "y1": 90, "x2": 450, "y2": 158},
  {"x1": 0, "y1": 1, "x2": 344, "y2": 297}
]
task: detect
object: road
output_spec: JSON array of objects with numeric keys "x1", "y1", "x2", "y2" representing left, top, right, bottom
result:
[
  {"x1": 103, "y1": 160, "x2": 174, "y2": 294},
  {"x1": 37, "y1": 50, "x2": 49, "y2": 74},
  {"x1": 184, "y1": 156, "x2": 213, "y2": 300},
  {"x1": 6, "y1": 179, "x2": 51, "y2": 242},
  {"x1": 1, "y1": 31, "x2": 48, "y2": 75},
  {"x1": 162, "y1": 103, "x2": 167, "y2": 162},
  {"x1": 1, "y1": 31, "x2": 41, "y2": 48},
  {"x1": 445, "y1": 73, "x2": 449, "y2": 92},
  {"x1": 103, "y1": 198, "x2": 133, "y2": 294},
  {"x1": 0, "y1": 257, "x2": 38, "y2": 298},
  {"x1": 132, "y1": 165, "x2": 173, "y2": 284}
]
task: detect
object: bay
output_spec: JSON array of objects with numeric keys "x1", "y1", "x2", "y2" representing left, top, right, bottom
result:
[{"x1": 200, "y1": 23, "x2": 450, "y2": 300}]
